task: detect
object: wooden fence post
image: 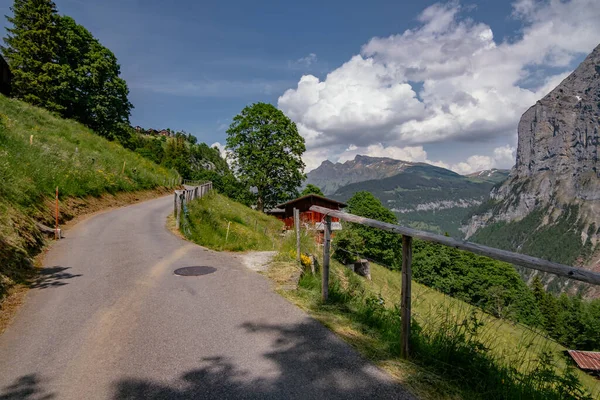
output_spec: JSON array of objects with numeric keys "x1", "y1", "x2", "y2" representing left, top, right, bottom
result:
[
  {"x1": 173, "y1": 192, "x2": 177, "y2": 216},
  {"x1": 322, "y1": 215, "x2": 332, "y2": 302},
  {"x1": 55, "y1": 186, "x2": 60, "y2": 240},
  {"x1": 294, "y1": 208, "x2": 301, "y2": 262},
  {"x1": 175, "y1": 193, "x2": 180, "y2": 230},
  {"x1": 401, "y1": 235, "x2": 413, "y2": 358}
]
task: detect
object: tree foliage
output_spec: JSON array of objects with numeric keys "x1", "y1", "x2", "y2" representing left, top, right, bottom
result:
[
  {"x1": 1, "y1": 0, "x2": 63, "y2": 110},
  {"x1": 2, "y1": 0, "x2": 132, "y2": 140},
  {"x1": 301, "y1": 184, "x2": 324, "y2": 196},
  {"x1": 333, "y1": 191, "x2": 400, "y2": 267},
  {"x1": 226, "y1": 103, "x2": 305, "y2": 211},
  {"x1": 333, "y1": 189, "x2": 600, "y2": 350}
]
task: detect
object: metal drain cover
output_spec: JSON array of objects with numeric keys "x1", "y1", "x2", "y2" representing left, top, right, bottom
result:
[{"x1": 174, "y1": 266, "x2": 216, "y2": 276}]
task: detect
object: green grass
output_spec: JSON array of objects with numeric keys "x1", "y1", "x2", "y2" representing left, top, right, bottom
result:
[
  {"x1": 0, "y1": 94, "x2": 179, "y2": 300},
  {"x1": 180, "y1": 192, "x2": 599, "y2": 399},
  {"x1": 269, "y1": 257, "x2": 600, "y2": 399},
  {"x1": 182, "y1": 192, "x2": 284, "y2": 251}
]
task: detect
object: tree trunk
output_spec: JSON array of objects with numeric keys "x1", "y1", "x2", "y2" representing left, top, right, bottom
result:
[{"x1": 257, "y1": 195, "x2": 264, "y2": 212}]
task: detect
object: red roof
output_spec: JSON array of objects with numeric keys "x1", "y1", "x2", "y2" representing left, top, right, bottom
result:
[{"x1": 568, "y1": 350, "x2": 600, "y2": 371}]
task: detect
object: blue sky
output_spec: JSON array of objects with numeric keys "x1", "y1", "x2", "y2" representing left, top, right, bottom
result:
[{"x1": 1, "y1": 0, "x2": 599, "y2": 172}]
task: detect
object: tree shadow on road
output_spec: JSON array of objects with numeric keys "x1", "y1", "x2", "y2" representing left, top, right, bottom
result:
[
  {"x1": 114, "y1": 320, "x2": 413, "y2": 399},
  {"x1": 0, "y1": 374, "x2": 54, "y2": 400},
  {"x1": 29, "y1": 267, "x2": 81, "y2": 289}
]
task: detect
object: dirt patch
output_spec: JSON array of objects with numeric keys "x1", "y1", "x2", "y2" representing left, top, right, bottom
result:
[
  {"x1": 235, "y1": 251, "x2": 278, "y2": 272},
  {"x1": 0, "y1": 187, "x2": 177, "y2": 335}
]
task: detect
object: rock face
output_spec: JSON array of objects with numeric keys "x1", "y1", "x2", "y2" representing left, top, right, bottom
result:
[{"x1": 465, "y1": 44, "x2": 600, "y2": 285}]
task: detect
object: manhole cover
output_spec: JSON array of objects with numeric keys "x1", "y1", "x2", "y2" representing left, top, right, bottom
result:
[{"x1": 174, "y1": 266, "x2": 216, "y2": 276}]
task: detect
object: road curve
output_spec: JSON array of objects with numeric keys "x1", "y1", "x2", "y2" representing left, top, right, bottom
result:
[{"x1": 0, "y1": 195, "x2": 413, "y2": 399}]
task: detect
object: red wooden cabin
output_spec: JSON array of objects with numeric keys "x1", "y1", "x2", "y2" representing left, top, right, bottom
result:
[{"x1": 267, "y1": 194, "x2": 347, "y2": 237}]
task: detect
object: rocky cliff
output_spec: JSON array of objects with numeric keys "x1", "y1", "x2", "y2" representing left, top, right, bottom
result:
[{"x1": 465, "y1": 44, "x2": 600, "y2": 290}]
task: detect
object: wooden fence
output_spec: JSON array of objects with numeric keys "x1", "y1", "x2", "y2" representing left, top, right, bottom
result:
[
  {"x1": 174, "y1": 182, "x2": 213, "y2": 229},
  {"x1": 310, "y1": 205, "x2": 600, "y2": 359}
]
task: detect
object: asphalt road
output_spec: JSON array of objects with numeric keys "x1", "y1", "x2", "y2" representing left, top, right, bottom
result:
[{"x1": 0, "y1": 196, "x2": 413, "y2": 399}]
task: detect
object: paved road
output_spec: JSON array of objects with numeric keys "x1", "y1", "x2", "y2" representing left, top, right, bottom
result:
[{"x1": 0, "y1": 196, "x2": 413, "y2": 399}]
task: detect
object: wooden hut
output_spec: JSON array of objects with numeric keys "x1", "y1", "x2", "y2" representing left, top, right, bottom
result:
[{"x1": 267, "y1": 194, "x2": 347, "y2": 233}]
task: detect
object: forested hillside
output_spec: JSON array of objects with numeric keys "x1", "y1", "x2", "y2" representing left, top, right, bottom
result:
[{"x1": 331, "y1": 163, "x2": 503, "y2": 237}]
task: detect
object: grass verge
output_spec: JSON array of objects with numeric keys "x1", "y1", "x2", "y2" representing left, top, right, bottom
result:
[
  {"x1": 182, "y1": 191, "x2": 283, "y2": 251},
  {"x1": 266, "y1": 244, "x2": 600, "y2": 400}
]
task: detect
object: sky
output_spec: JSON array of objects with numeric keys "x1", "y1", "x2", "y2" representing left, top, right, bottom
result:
[{"x1": 1, "y1": 0, "x2": 600, "y2": 174}]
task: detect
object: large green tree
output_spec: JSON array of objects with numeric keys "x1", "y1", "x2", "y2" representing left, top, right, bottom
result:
[
  {"x1": 2, "y1": 2, "x2": 132, "y2": 140},
  {"x1": 226, "y1": 103, "x2": 305, "y2": 211},
  {"x1": 1, "y1": 0, "x2": 64, "y2": 111},
  {"x1": 55, "y1": 16, "x2": 132, "y2": 140}
]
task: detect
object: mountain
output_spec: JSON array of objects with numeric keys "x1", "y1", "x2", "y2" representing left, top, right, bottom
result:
[
  {"x1": 465, "y1": 44, "x2": 600, "y2": 293},
  {"x1": 306, "y1": 155, "x2": 420, "y2": 195},
  {"x1": 319, "y1": 160, "x2": 500, "y2": 237},
  {"x1": 466, "y1": 169, "x2": 510, "y2": 184}
]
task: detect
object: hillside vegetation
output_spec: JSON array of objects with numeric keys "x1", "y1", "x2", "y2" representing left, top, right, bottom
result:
[
  {"x1": 271, "y1": 259, "x2": 599, "y2": 399},
  {"x1": 182, "y1": 192, "x2": 283, "y2": 251},
  {"x1": 0, "y1": 94, "x2": 179, "y2": 300},
  {"x1": 182, "y1": 192, "x2": 598, "y2": 398},
  {"x1": 332, "y1": 164, "x2": 501, "y2": 237}
]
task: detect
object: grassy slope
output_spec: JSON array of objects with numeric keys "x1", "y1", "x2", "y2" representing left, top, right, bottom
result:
[
  {"x1": 272, "y1": 260, "x2": 599, "y2": 399},
  {"x1": 0, "y1": 94, "x2": 179, "y2": 300},
  {"x1": 181, "y1": 193, "x2": 599, "y2": 398},
  {"x1": 184, "y1": 192, "x2": 283, "y2": 251}
]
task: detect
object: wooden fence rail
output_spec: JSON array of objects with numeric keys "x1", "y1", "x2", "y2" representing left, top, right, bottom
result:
[
  {"x1": 174, "y1": 182, "x2": 213, "y2": 229},
  {"x1": 310, "y1": 205, "x2": 600, "y2": 358}
]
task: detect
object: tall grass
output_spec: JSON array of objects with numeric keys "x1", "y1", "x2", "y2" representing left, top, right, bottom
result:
[
  {"x1": 291, "y1": 262, "x2": 598, "y2": 399},
  {"x1": 183, "y1": 192, "x2": 283, "y2": 251}
]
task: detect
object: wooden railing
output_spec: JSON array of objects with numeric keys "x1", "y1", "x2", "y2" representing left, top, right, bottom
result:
[
  {"x1": 174, "y1": 182, "x2": 213, "y2": 229},
  {"x1": 310, "y1": 205, "x2": 600, "y2": 358}
]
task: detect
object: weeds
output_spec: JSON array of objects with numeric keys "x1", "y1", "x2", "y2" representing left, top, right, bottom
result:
[
  {"x1": 294, "y1": 263, "x2": 597, "y2": 399},
  {"x1": 183, "y1": 192, "x2": 284, "y2": 251}
]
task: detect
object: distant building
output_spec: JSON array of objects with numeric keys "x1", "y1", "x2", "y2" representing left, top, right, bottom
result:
[
  {"x1": 158, "y1": 129, "x2": 170, "y2": 137},
  {"x1": 567, "y1": 350, "x2": 600, "y2": 376},
  {"x1": 267, "y1": 194, "x2": 347, "y2": 239},
  {"x1": 0, "y1": 55, "x2": 11, "y2": 96}
]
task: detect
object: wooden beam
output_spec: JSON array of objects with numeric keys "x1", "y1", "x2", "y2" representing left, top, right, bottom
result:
[
  {"x1": 294, "y1": 208, "x2": 301, "y2": 262},
  {"x1": 322, "y1": 216, "x2": 332, "y2": 302},
  {"x1": 401, "y1": 235, "x2": 412, "y2": 358},
  {"x1": 309, "y1": 205, "x2": 600, "y2": 286}
]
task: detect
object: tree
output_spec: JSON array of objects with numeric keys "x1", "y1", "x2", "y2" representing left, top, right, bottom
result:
[
  {"x1": 301, "y1": 184, "x2": 324, "y2": 197},
  {"x1": 56, "y1": 16, "x2": 132, "y2": 140},
  {"x1": 2, "y1": 3, "x2": 132, "y2": 141},
  {"x1": 226, "y1": 103, "x2": 305, "y2": 211},
  {"x1": 333, "y1": 191, "x2": 400, "y2": 267},
  {"x1": 1, "y1": 0, "x2": 64, "y2": 111}
]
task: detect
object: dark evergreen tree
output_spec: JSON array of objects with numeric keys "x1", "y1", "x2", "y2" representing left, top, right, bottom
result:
[{"x1": 1, "y1": 0, "x2": 64, "y2": 110}]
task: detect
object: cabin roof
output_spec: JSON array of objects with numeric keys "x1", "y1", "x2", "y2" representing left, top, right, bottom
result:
[
  {"x1": 275, "y1": 194, "x2": 347, "y2": 209},
  {"x1": 568, "y1": 350, "x2": 600, "y2": 371}
]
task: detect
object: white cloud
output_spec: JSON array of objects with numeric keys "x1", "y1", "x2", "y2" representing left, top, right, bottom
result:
[
  {"x1": 210, "y1": 142, "x2": 230, "y2": 163},
  {"x1": 296, "y1": 53, "x2": 318, "y2": 66},
  {"x1": 280, "y1": 0, "x2": 600, "y2": 172},
  {"x1": 447, "y1": 145, "x2": 516, "y2": 175}
]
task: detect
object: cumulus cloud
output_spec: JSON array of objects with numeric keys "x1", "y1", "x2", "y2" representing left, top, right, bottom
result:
[
  {"x1": 278, "y1": 0, "x2": 600, "y2": 172},
  {"x1": 449, "y1": 145, "x2": 516, "y2": 174}
]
